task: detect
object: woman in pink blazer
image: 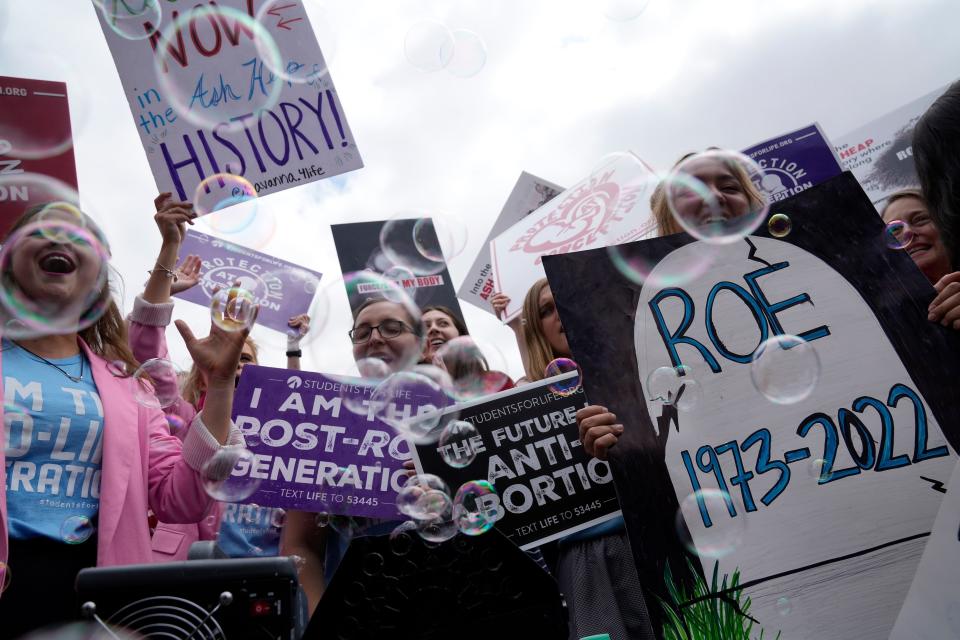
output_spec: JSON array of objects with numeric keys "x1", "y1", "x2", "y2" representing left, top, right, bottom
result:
[{"x1": 0, "y1": 202, "x2": 249, "y2": 636}]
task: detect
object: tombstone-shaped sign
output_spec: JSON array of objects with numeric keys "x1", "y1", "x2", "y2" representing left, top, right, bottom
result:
[{"x1": 543, "y1": 173, "x2": 960, "y2": 639}]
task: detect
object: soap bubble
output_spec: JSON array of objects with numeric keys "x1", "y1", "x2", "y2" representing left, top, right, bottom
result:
[
  {"x1": 675, "y1": 488, "x2": 746, "y2": 558},
  {"x1": 453, "y1": 480, "x2": 499, "y2": 536},
  {"x1": 776, "y1": 596, "x2": 793, "y2": 616},
  {"x1": 544, "y1": 358, "x2": 582, "y2": 396},
  {"x1": 414, "y1": 489, "x2": 453, "y2": 521},
  {"x1": 211, "y1": 286, "x2": 258, "y2": 332},
  {"x1": 883, "y1": 219, "x2": 914, "y2": 250},
  {"x1": 397, "y1": 473, "x2": 450, "y2": 518},
  {"x1": 361, "y1": 552, "x2": 385, "y2": 577},
  {"x1": 132, "y1": 358, "x2": 183, "y2": 409},
  {"x1": 416, "y1": 514, "x2": 458, "y2": 543},
  {"x1": 0, "y1": 218, "x2": 111, "y2": 340},
  {"x1": 338, "y1": 358, "x2": 390, "y2": 415},
  {"x1": 201, "y1": 447, "x2": 262, "y2": 502},
  {"x1": 389, "y1": 521, "x2": 417, "y2": 556},
  {"x1": 165, "y1": 414, "x2": 187, "y2": 436},
  {"x1": 750, "y1": 335, "x2": 820, "y2": 405},
  {"x1": 200, "y1": 206, "x2": 277, "y2": 251},
  {"x1": 768, "y1": 213, "x2": 792, "y2": 238},
  {"x1": 808, "y1": 458, "x2": 833, "y2": 483},
  {"x1": 329, "y1": 515, "x2": 363, "y2": 541},
  {"x1": 315, "y1": 512, "x2": 331, "y2": 528},
  {"x1": 664, "y1": 150, "x2": 771, "y2": 244},
  {"x1": 153, "y1": 5, "x2": 283, "y2": 132},
  {"x1": 442, "y1": 29, "x2": 487, "y2": 78},
  {"x1": 645, "y1": 364, "x2": 697, "y2": 406},
  {"x1": 94, "y1": 0, "x2": 162, "y2": 40},
  {"x1": 379, "y1": 217, "x2": 445, "y2": 276},
  {"x1": 383, "y1": 265, "x2": 417, "y2": 287},
  {"x1": 603, "y1": 0, "x2": 651, "y2": 21},
  {"x1": 606, "y1": 241, "x2": 719, "y2": 289},
  {"x1": 404, "y1": 20, "x2": 455, "y2": 72},
  {"x1": 370, "y1": 371, "x2": 453, "y2": 444},
  {"x1": 432, "y1": 336, "x2": 500, "y2": 400},
  {"x1": 439, "y1": 420, "x2": 480, "y2": 468},
  {"x1": 193, "y1": 173, "x2": 258, "y2": 217},
  {"x1": 60, "y1": 515, "x2": 95, "y2": 544}
]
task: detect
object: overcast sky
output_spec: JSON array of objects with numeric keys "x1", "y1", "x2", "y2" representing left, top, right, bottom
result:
[{"x1": 1, "y1": 0, "x2": 957, "y2": 379}]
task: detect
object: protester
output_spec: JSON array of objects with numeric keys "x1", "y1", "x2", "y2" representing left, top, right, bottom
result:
[
  {"x1": 421, "y1": 305, "x2": 469, "y2": 362},
  {"x1": 281, "y1": 297, "x2": 425, "y2": 614},
  {"x1": 131, "y1": 194, "x2": 311, "y2": 561},
  {"x1": 0, "y1": 202, "x2": 249, "y2": 635},
  {"x1": 913, "y1": 79, "x2": 960, "y2": 268},
  {"x1": 422, "y1": 304, "x2": 515, "y2": 395}
]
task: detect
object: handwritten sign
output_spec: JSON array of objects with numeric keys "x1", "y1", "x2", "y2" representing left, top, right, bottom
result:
[
  {"x1": 95, "y1": 0, "x2": 362, "y2": 205},
  {"x1": 543, "y1": 173, "x2": 960, "y2": 638},
  {"x1": 411, "y1": 373, "x2": 620, "y2": 549},
  {"x1": 175, "y1": 229, "x2": 321, "y2": 333},
  {"x1": 457, "y1": 172, "x2": 563, "y2": 315},
  {"x1": 489, "y1": 153, "x2": 656, "y2": 322},
  {"x1": 231, "y1": 365, "x2": 437, "y2": 518},
  {"x1": 0, "y1": 75, "x2": 79, "y2": 238}
]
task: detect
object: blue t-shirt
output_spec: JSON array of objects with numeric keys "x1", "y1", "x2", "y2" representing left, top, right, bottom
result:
[
  {"x1": 3, "y1": 340, "x2": 103, "y2": 542},
  {"x1": 217, "y1": 503, "x2": 283, "y2": 557}
]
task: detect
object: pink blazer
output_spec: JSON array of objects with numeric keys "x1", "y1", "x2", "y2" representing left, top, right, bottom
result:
[
  {"x1": 0, "y1": 338, "x2": 240, "y2": 578},
  {"x1": 127, "y1": 297, "x2": 223, "y2": 561}
]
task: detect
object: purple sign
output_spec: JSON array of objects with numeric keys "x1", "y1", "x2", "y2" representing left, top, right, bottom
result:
[
  {"x1": 231, "y1": 365, "x2": 437, "y2": 518},
  {"x1": 175, "y1": 230, "x2": 322, "y2": 333},
  {"x1": 743, "y1": 123, "x2": 843, "y2": 203}
]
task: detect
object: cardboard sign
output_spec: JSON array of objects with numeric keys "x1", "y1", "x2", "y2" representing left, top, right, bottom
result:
[
  {"x1": 0, "y1": 75, "x2": 79, "y2": 238},
  {"x1": 542, "y1": 173, "x2": 960, "y2": 639},
  {"x1": 457, "y1": 172, "x2": 563, "y2": 315},
  {"x1": 411, "y1": 373, "x2": 621, "y2": 550},
  {"x1": 743, "y1": 123, "x2": 843, "y2": 202},
  {"x1": 833, "y1": 84, "x2": 949, "y2": 211},
  {"x1": 331, "y1": 219, "x2": 465, "y2": 324},
  {"x1": 489, "y1": 153, "x2": 657, "y2": 322},
  {"x1": 231, "y1": 365, "x2": 439, "y2": 518},
  {"x1": 175, "y1": 229, "x2": 321, "y2": 333},
  {"x1": 95, "y1": 0, "x2": 362, "y2": 205}
]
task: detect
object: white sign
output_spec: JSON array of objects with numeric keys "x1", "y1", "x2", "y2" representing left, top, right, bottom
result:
[
  {"x1": 95, "y1": 0, "x2": 362, "y2": 205},
  {"x1": 833, "y1": 84, "x2": 949, "y2": 211},
  {"x1": 489, "y1": 154, "x2": 656, "y2": 322},
  {"x1": 458, "y1": 172, "x2": 563, "y2": 315}
]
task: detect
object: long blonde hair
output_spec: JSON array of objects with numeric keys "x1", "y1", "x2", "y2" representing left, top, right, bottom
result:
[
  {"x1": 181, "y1": 335, "x2": 259, "y2": 408},
  {"x1": 520, "y1": 278, "x2": 559, "y2": 382},
  {"x1": 651, "y1": 150, "x2": 766, "y2": 236}
]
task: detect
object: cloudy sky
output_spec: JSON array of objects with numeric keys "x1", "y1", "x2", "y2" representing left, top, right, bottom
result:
[{"x1": 1, "y1": 0, "x2": 957, "y2": 379}]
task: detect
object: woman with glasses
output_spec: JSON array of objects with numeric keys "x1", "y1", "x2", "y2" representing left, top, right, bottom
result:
[{"x1": 282, "y1": 296, "x2": 425, "y2": 614}]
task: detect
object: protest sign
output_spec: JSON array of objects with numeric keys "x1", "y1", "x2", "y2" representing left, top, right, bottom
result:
[
  {"x1": 743, "y1": 123, "x2": 842, "y2": 202},
  {"x1": 890, "y1": 459, "x2": 960, "y2": 639},
  {"x1": 411, "y1": 373, "x2": 620, "y2": 550},
  {"x1": 489, "y1": 153, "x2": 657, "y2": 322},
  {"x1": 834, "y1": 83, "x2": 949, "y2": 211},
  {"x1": 457, "y1": 172, "x2": 563, "y2": 315},
  {"x1": 0, "y1": 75, "x2": 79, "y2": 237},
  {"x1": 331, "y1": 218, "x2": 465, "y2": 323},
  {"x1": 543, "y1": 173, "x2": 960, "y2": 638},
  {"x1": 175, "y1": 229, "x2": 321, "y2": 333},
  {"x1": 231, "y1": 364, "x2": 438, "y2": 518},
  {"x1": 95, "y1": 0, "x2": 362, "y2": 206}
]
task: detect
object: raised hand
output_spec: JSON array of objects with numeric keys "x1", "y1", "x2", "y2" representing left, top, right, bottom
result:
[
  {"x1": 490, "y1": 292, "x2": 511, "y2": 320},
  {"x1": 288, "y1": 314, "x2": 311, "y2": 338},
  {"x1": 175, "y1": 313, "x2": 257, "y2": 387},
  {"x1": 153, "y1": 192, "x2": 196, "y2": 247},
  {"x1": 577, "y1": 405, "x2": 624, "y2": 460},
  {"x1": 171, "y1": 255, "x2": 203, "y2": 295}
]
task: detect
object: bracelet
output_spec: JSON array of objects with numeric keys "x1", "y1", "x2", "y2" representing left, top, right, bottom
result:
[
  {"x1": 149, "y1": 261, "x2": 179, "y2": 281},
  {"x1": 286, "y1": 349, "x2": 303, "y2": 358}
]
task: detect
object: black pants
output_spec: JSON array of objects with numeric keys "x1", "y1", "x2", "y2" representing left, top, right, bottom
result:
[{"x1": 0, "y1": 535, "x2": 98, "y2": 638}]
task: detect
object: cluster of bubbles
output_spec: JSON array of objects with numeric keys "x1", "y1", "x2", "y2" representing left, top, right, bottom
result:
[
  {"x1": 378, "y1": 215, "x2": 468, "y2": 277},
  {"x1": 201, "y1": 447, "x2": 262, "y2": 502},
  {"x1": 395, "y1": 474, "x2": 501, "y2": 543},
  {"x1": 433, "y1": 336, "x2": 513, "y2": 401},
  {"x1": 675, "y1": 488, "x2": 747, "y2": 558},
  {"x1": 645, "y1": 364, "x2": 702, "y2": 412},
  {"x1": 438, "y1": 420, "x2": 480, "y2": 468},
  {"x1": 404, "y1": 21, "x2": 487, "y2": 77}
]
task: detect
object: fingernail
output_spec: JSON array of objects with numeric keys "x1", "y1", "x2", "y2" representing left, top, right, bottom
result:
[
  {"x1": 615, "y1": 424, "x2": 624, "y2": 432},
  {"x1": 929, "y1": 312, "x2": 936, "y2": 321}
]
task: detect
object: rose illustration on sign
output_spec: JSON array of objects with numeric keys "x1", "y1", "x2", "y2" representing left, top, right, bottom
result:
[{"x1": 510, "y1": 170, "x2": 624, "y2": 263}]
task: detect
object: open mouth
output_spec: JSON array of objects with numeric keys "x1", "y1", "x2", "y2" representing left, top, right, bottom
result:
[
  {"x1": 429, "y1": 337, "x2": 446, "y2": 348},
  {"x1": 38, "y1": 251, "x2": 76, "y2": 274}
]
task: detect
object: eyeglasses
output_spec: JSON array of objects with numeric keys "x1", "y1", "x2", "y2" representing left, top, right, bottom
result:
[{"x1": 349, "y1": 319, "x2": 414, "y2": 344}]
